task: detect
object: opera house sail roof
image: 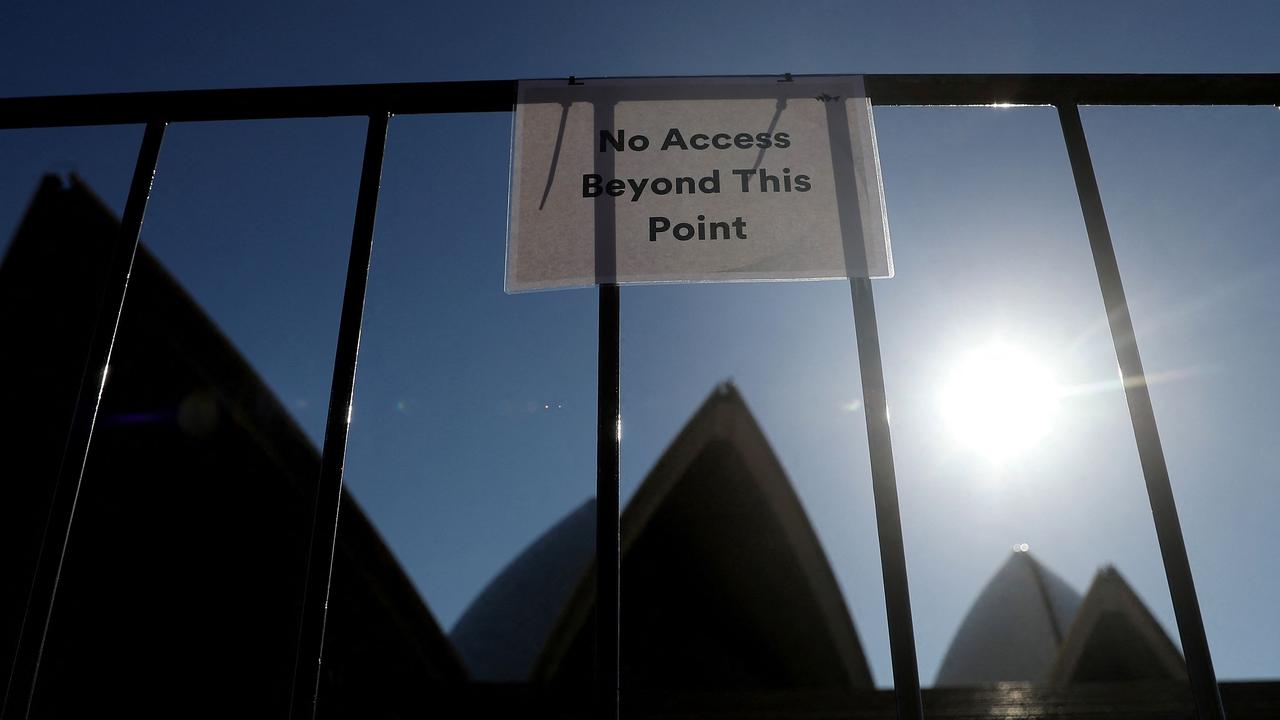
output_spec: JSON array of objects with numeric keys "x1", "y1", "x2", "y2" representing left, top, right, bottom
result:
[
  {"x1": 1049, "y1": 565, "x2": 1188, "y2": 685},
  {"x1": 936, "y1": 549, "x2": 1083, "y2": 685},
  {"x1": 937, "y1": 548, "x2": 1187, "y2": 687},
  {"x1": 450, "y1": 497, "x2": 598, "y2": 682},
  {"x1": 0, "y1": 175, "x2": 465, "y2": 716},
  {"x1": 453, "y1": 383, "x2": 874, "y2": 692}
]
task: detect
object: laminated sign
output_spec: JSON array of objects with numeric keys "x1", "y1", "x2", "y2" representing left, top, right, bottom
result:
[{"x1": 506, "y1": 76, "x2": 892, "y2": 292}]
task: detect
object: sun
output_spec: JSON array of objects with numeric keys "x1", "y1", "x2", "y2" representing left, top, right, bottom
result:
[{"x1": 938, "y1": 341, "x2": 1060, "y2": 464}]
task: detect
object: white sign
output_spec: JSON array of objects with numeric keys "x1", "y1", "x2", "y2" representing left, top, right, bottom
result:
[{"x1": 506, "y1": 76, "x2": 892, "y2": 293}]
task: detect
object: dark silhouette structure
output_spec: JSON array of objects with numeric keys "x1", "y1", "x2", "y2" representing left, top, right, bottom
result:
[
  {"x1": 454, "y1": 384, "x2": 874, "y2": 707},
  {"x1": 0, "y1": 176, "x2": 464, "y2": 717},
  {"x1": 937, "y1": 550, "x2": 1188, "y2": 687}
]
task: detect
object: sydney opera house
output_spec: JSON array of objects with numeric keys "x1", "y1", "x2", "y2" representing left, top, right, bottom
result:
[{"x1": 2, "y1": 175, "x2": 1276, "y2": 717}]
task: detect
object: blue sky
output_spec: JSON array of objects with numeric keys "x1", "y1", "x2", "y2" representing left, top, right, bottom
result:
[{"x1": 2, "y1": 1, "x2": 1278, "y2": 686}]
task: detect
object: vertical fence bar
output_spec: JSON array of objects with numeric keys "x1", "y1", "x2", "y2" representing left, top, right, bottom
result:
[
  {"x1": 590, "y1": 87, "x2": 622, "y2": 720},
  {"x1": 1, "y1": 121, "x2": 166, "y2": 720},
  {"x1": 596, "y1": 283, "x2": 621, "y2": 720},
  {"x1": 848, "y1": 277, "x2": 923, "y2": 720},
  {"x1": 1057, "y1": 102, "x2": 1224, "y2": 720},
  {"x1": 289, "y1": 111, "x2": 390, "y2": 720}
]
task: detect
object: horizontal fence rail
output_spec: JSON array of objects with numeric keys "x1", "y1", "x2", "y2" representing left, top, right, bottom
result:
[{"x1": 1, "y1": 74, "x2": 1279, "y2": 128}]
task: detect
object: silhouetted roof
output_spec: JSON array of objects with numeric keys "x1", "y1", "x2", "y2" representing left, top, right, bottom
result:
[
  {"x1": 1050, "y1": 566, "x2": 1187, "y2": 684},
  {"x1": 451, "y1": 383, "x2": 873, "y2": 690},
  {"x1": 936, "y1": 549, "x2": 1191, "y2": 689},
  {"x1": 450, "y1": 498, "x2": 597, "y2": 681},
  {"x1": 0, "y1": 175, "x2": 465, "y2": 717},
  {"x1": 935, "y1": 550, "x2": 1082, "y2": 686}
]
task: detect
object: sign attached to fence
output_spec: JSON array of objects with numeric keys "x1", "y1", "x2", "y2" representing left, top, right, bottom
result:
[{"x1": 505, "y1": 75, "x2": 892, "y2": 293}]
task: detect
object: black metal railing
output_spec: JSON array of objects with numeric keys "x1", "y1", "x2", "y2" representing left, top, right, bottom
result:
[{"x1": 3, "y1": 74, "x2": 1277, "y2": 720}]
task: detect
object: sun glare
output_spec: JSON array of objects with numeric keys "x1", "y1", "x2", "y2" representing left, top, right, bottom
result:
[{"x1": 939, "y1": 342, "x2": 1059, "y2": 464}]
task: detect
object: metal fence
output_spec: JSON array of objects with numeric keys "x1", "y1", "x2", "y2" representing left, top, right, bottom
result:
[{"x1": 2, "y1": 74, "x2": 1278, "y2": 720}]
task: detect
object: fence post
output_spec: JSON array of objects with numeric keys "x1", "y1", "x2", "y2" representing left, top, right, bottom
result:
[
  {"x1": 2, "y1": 121, "x2": 167, "y2": 719},
  {"x1": 848, "y1": 277, "x2": 924, "y2": 720},
  {"x1": 1057, "y1": 102, "x2": 1225, "y2": 720},
  {"x1": 289, "y1": 111, "x2": 390, "y2": 720}
]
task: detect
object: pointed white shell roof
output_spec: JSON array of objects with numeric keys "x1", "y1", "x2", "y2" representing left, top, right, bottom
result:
[
  {"x1": 1049, "y1": 565, "x2": 1186, "y2": 684},
  {"x1": 449, "y1": 498, "x2": 597, "y2": 681},
  {"x1": 935, "y1": 550, "x2": 1082, "y2": 685},
  {"x1": 451, "y1": 383, "x2": 873, "y2": 689}
]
